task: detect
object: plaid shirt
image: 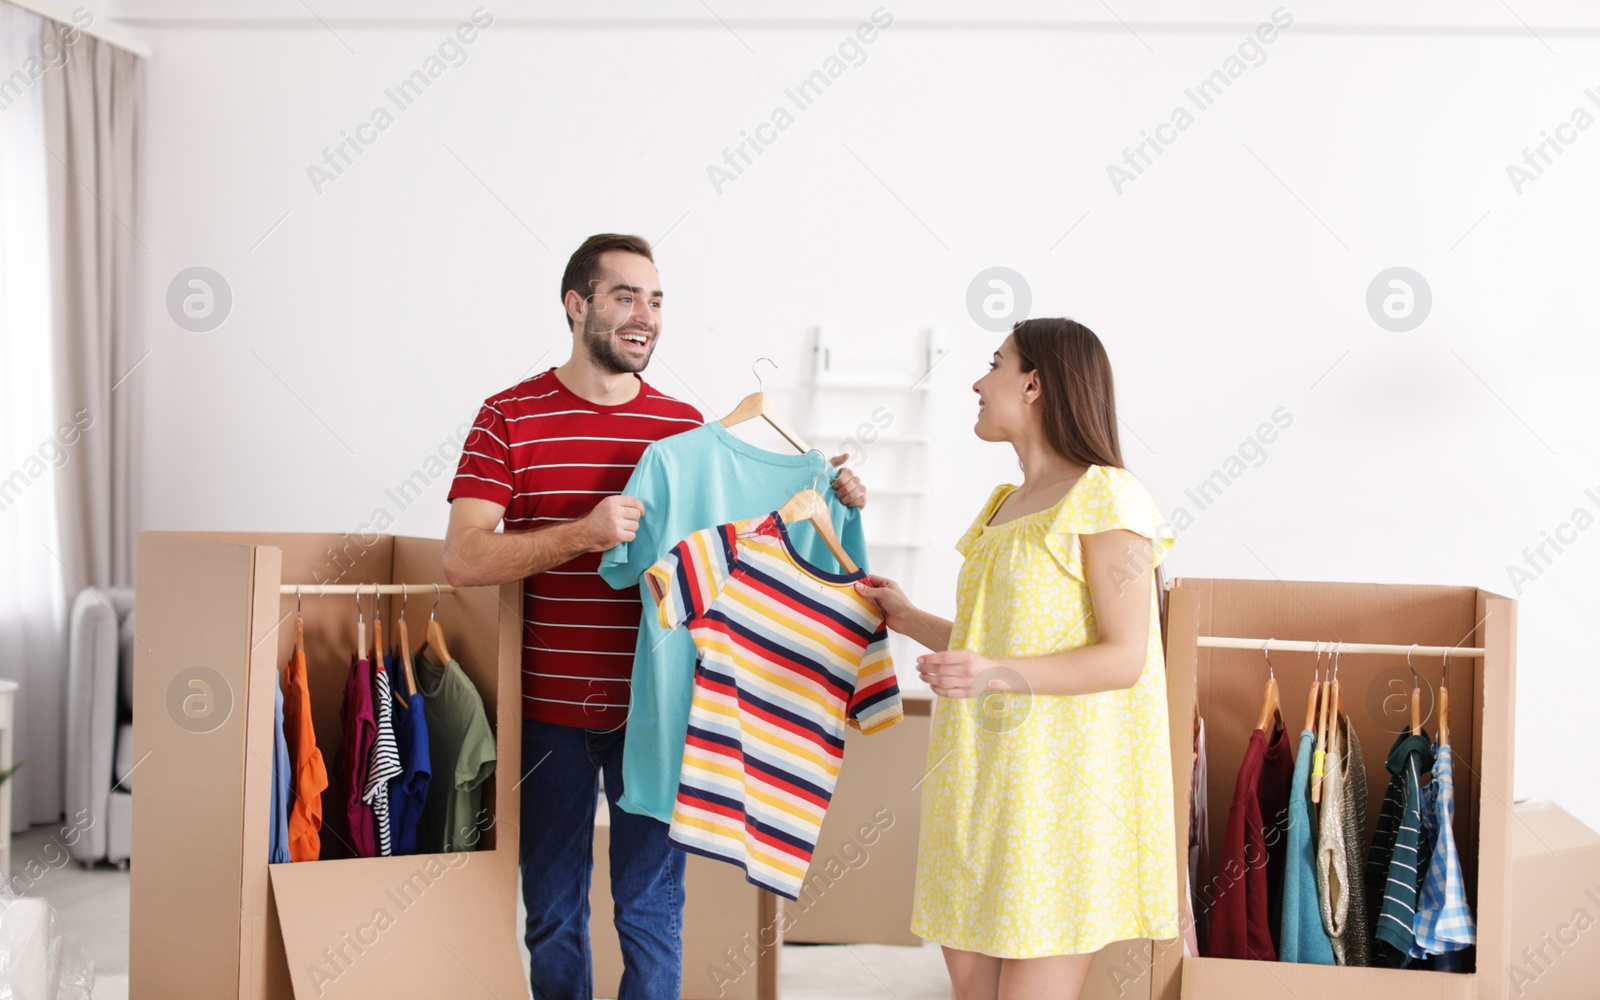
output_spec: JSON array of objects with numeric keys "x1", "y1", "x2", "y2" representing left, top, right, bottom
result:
[{"x1": 1411, "y1": 742, "x2": 1476, "y2": 958}]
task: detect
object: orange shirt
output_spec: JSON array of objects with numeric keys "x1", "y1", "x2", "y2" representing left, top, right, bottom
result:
[{"x1": 281, "y1": 648, "x2": 329, "y2": 862}]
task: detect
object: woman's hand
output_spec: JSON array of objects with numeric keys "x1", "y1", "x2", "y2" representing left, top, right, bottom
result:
[
  {"x1": 855, "y1": 574, "x2": 957, "y2": 651},
  {"x1": 915, "y1": 650, "x2": 999, "y2": 699},
  {"x1": 853, "y1": 574, "x2": 917, "y2": 632}
]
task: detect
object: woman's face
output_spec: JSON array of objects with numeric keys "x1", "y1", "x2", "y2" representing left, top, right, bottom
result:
[{"x1": 971, "y1": 335, "x2": 1038, "y2": 443}]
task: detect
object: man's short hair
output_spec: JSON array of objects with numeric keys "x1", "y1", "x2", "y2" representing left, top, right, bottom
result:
[{"x1": 561, "y1": 233, "x2": 655, "y2": 330}]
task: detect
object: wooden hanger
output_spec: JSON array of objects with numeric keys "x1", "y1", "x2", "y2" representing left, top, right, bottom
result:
[
  {"x1": 720, "y1": 357, "x2": 811, "y2": 454},
  {"x1": 355, "y1": 584, "x2": 366, "y2": 661},
  {"x1": 1408, "y1": 644, "x2": 1424, "y2": 736},
  {"x1": 424, "y1": 583, "x2": 453, "y2": 667},
  {"x1": 1439, "y1": 648, "x2": 1451, "y2": 747},
  {"x1": 1312, "y1": 642, "x2": 1336, "y2": 804},
  {"x1": 395, "y1": 584, "x2": 418, "y2": 702},
  {"x1": 1254, "y1": 639, "x2": 1281, "y2": 733},
  {"x1": 294, "y1": 585, "x2": 306, "y2": 659},
  {"x1": 1302, "y1": 645, "x2": 1321, "y2": 734},
  {"x1": 371, "y1": 597, "x2": 384, "y2": 670},
  {"x1": 777, "y1": 469, "x2": 858, "y2": 574}
]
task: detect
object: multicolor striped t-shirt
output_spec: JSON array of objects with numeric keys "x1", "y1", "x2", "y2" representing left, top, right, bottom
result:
[{"x1": 644, "y1": 512, "x2": 901, "y2": 900}]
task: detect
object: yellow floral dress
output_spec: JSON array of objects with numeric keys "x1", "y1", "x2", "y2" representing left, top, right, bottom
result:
[{"x1": 910, "y1": 464, "x2": 1181, "y2": 958}]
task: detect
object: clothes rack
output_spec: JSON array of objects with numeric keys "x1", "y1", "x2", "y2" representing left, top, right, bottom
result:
[
  {"x1": 1197, "y1": 636, "x2": 1485, "y2": 658},
  {"x1": 276, "y1": 583, "x2": 463, "y2": 595}
]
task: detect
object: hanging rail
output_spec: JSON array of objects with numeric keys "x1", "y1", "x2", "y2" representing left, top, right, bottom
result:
[
  {"x1": 1197, "y1": 636, "x2": 1485, "y2": 657},
  {"x1": 276, "y1": 583, "x2": 464, "y2": 596}
]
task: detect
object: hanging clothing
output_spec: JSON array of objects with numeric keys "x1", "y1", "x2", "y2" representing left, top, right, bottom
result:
[
  {"x1": 1411, "y1": 740, "x2": 1474, "y2": 962},
  {"x1": 645, "y1": 512, "x2": 900, "y2": 900},
  {"x1": 416, "y1": 651, "x2": 497, "y2": 853},
  {"x1": 387, "y1": 649, "x2": 432, "y2": 857},
  {"x1": 364, "y1": 654, "x2": 403, "y2": 856},
  {"x1": 1279, "y1": 728, "x2": 1335, "y2": 964},
  {"x1": 1259, "y1": 723, "x2": 1295, "y2": 954},
  {"x1": 1367, "y1": 730, "x2": 1434, "y2": 966},
  {"x1": 597, "y1": 420, "x2": 868, "y2": 824},
  {"x1": 1316, "y1": 712, "x2": 1371, "y2": 966},
  {"x1": 911, "y1": 466, "x2": 1180, "y2": 959},
  {"x1": 1209, "y1": 722, "x2": 1292, "y2": 961},
  {"x1": 1189, "y1": 716, "x2": 1211, "y2": 956},
  {"x1": 445, "y1": 368, "x2": 703, "y2": 731},
  {"x1": 282, "y1": 646, "x2": 328, "y2": 863},
  {"x1": 335, "y1": 654, "x2": 378, "y2": 858},
  {"x1": 269, "y1": 671, "x2": 291, "y2": 864}
]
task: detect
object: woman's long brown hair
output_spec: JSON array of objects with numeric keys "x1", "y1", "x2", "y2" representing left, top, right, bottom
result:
[{"x1": 1010, "y1": 318, "x2": 1169, "y2": 642}]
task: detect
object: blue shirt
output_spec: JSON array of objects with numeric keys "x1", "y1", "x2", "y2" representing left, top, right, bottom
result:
[
  {"x1": 598, "y1": 421, "x2": 869, "y2": 823},
  {"x1": 387, "y1": 650, "x2": 432, "y2": 857},
  {"x1": 1280, "y1": 729, "x2": 1335, "y2": 964},
  {"x1": 1411, "y1": 741, "x2": 1474, "y2": 959},
  {"x1": 270, "y1": 672, "x2": 291, "y2": 863}
]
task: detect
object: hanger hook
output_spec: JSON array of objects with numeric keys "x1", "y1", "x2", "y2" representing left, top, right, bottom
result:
[
  {"x1": 401, "y1": 582, "x2": 408, "y2": 617},
  {"x1": 1313, "y1": 640, "x2": 1325, "y2": 682},
  {"x1": 296, "y1": 583, "x2": 302, "y2": 618},
  {"x1": 752, "y1": 357, "x2": 777, "y2": 393},
  {"x1": 1262, "y1": 638, "x2": 1276, "y2": 681},
  {"x1": 431, "y1": 583, "x2": 442, "y2": 622},
  {"x1": 1333, "y1": 640, "x2": 1342, "y2": 680},
  {"x1": 355, "y1": 582, "x2": 364, "y2": 622},
  {"x1": 1441, "y1": 645, "x2": 1451, "y2": 691},
  {"x1": 1408, "y1": 643, "x2": 1421, "y2": 689}
]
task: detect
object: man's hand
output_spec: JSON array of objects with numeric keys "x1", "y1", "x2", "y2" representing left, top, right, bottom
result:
[
  {"x1": 829, "y1": 453, "x2": 867, "y2": 508},
  {"x1": 580, "y1": 495, "x2": 644, "y2": 551}
]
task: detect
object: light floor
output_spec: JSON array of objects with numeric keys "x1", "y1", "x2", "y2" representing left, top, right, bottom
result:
[{"x1": 14, "y1": 823, "x2": 949, "y2": 999}]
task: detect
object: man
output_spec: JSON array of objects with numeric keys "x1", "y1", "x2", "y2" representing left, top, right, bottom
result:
[{"x1": 442, "y1": 233, "x2": 865, "y2": 999}]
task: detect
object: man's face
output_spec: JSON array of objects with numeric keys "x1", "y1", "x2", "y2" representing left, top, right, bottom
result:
[{"x1": 579, "y1": 250, "x2": 662, "y2": 375}]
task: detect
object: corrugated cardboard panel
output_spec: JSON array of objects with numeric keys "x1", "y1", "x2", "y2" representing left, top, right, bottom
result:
[
  {"x1": 1473, "y1": 590, "x2": 1517, "y2": 1000},
  {"x1": 269, "y1": 852, "x2": 526, "y2": 997},
  {"x1": 1181, "y1": 954, "x2": 1478, "y2": 997},
  {"x1": 131, "y1": 533, "x2": 257, "y2": 999},
  {"x1": 241, "y1": 544, "x2": 290, "y2": 1000},
  {"x1": 1510, "y1": 801, "x2": 1600, "y2": 857},
  {"x1": 1507, "y1": 801, "x2": 1600, "y2": 1000}
]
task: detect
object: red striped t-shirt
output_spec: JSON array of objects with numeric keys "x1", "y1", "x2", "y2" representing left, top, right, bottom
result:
[{"x1": 446, "y1": 368, "x2": 703, "y2": 728}]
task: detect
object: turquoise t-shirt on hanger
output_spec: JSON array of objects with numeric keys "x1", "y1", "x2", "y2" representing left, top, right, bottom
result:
[{"x1": 597, "y1": 420, "x2": 869, "y2": 823}]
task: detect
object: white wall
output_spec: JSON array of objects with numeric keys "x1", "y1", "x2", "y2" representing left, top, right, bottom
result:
[{"x1": 112, "y1": 2, "x2": 1600, "y2": 827}]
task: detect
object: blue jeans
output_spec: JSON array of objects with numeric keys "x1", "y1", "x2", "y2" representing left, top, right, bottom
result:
[{"x1": 519, "y1": 719, "x2": 685, "y2": 1000}]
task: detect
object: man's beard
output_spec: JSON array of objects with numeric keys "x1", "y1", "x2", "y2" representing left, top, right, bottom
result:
[{"x1": 580, "y1": 319, "x2": 654, "y2": 374}]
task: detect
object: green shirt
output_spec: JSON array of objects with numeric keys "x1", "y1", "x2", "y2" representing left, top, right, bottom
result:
[{"x1": 415, "y1": 652, "x2": 496, "y2": 852}]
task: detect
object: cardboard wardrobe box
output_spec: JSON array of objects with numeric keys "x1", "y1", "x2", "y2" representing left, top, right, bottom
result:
[
  {"x1": 131, "y1": 532, "x2": 528, "y2": 999},
  {"x1": 1098, "y1": 577, "x2": 1517, "y2": 1000},
  {"x1": 1506, "y1": 800, "x2": 1600, "y2": 999}
]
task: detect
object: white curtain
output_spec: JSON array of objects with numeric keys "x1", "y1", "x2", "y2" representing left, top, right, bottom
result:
[{"x1": 0, "y1": 1, "x2": 65, "y2": 830}]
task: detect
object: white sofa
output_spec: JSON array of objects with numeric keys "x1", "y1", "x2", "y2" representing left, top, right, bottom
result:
[{"x1": 64, "y1": 587, "x2": 134, "y2": 867}]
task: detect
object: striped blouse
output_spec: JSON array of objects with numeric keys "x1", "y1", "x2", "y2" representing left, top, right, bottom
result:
[{"x1": 645, "y1": 513, "x2": 901, "y2": 900}]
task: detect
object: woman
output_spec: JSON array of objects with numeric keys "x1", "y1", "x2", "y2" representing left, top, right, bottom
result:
[{"x1": 854, "y1": 318, "x2": 1180, "y2": 1000}]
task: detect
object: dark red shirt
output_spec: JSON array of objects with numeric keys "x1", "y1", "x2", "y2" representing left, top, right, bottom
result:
[
  {"x1": 1208, "y1": 723, "x2": 1295, "y2": 961},
  {"x1": 446, "y1": 368, "x2": 702, "y2": 728}
]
